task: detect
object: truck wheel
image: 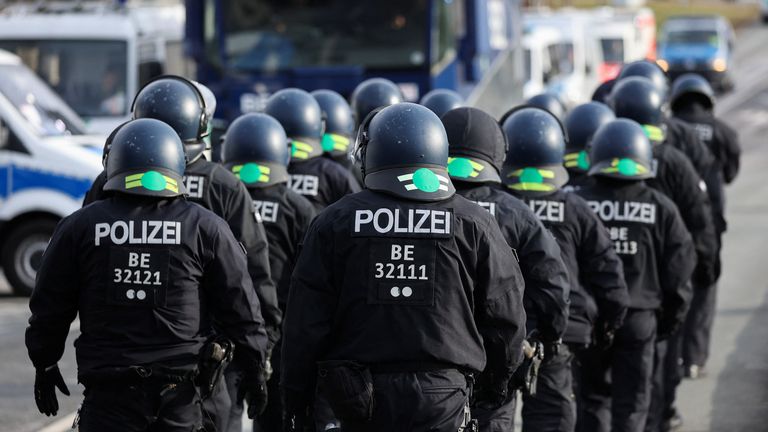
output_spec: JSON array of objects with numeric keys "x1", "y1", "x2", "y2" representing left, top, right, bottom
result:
[{"x1": 2, "y1": 219, "x2": 58, "y2": 297}]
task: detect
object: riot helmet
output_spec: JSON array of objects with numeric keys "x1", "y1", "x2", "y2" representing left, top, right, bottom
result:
[
  {"x1": 221, "y1": 113, "x2": 291, "y2": 188},
  {"x1": 500, "y1": 106, "x2": 569, "y2": 195},
  {"x1": 264, "y1": 88, "x2": 324, "y2": 161},
  {"x1": 420, "y1": 89, "x2": 464, "y2": 119},
  {"x1": 132, "y1": 75, "x2": 209, "y2": 163},
  {"x1": 311, "y1": 89, "x2": 355, "y2": 158},
  {"x1": 103, "y1": 118, "x2": 187, "y2": 197},
  {"x1": 526, "y1": 93, "x2": 567, "y2": 121},
  {"x1": 355, "y1": 102, "x2": 455, "y2": 202},
  {"x1": 592, "y1": 79, "x2": 616, "y2": 104},
  {"x1": 618, "y1": 60, "x2": 669, "y2": 96},
  {"x1": 588, "y1": 119, "x2": 654, "y2": 180},
  {"x1": 611, "y1": 77, "x2": 666, "y2": 143},
  {"x1": 442, "y1": 107, "x2": 505, "y2": 184},
  {"x1": 564, "y1": 102, "x2": 615, "y2": 172},
  {"x1": 350, "y1": 78, "x2": 404, "y2": 125},
  {"x1": 670, "y1": 73, "x2": 715, "y2": 113}
]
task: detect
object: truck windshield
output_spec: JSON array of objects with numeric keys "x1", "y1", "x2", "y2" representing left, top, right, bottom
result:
[
  {"x1": 0, "y1": 64, "x2": 86, "y2": 136},
  {"x1": 600, "y1": 38, "x2": 624, "y2": 63},
  {"x1": 666, "y1": 30, "x2": 719, "y2": 47},
  {"x1": 218, "y1": 0, "x2": 429, "y2": 72},
  {"x1": 0, "y1": 40, "x2": 128, "y2": 118}
]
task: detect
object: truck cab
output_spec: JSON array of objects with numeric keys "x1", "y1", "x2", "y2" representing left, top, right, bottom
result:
[
  {"x1": 0, "y1": 49, "x2": 102, "y2": 295},
  {"x1": 522, "y1": 26, "x2": 562, "y2": 99}
]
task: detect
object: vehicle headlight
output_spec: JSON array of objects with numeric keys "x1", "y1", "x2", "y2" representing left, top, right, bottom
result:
[
  {"x1": 656, "y1": 59, "x2": 669, "y2": 72},
  {"x1": 712, "y1": 58, "x2": 727, "y2": 72}
]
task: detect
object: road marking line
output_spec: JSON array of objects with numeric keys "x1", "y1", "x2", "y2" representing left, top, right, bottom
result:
[{"x1": 37, "y1": 411, "x2": 77, "y2": 432}]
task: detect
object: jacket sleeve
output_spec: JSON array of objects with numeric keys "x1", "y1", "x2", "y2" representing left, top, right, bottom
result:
[
  {"x1": 280, "y1": 216, "x2": 336, "y2": 402},
  {"x1": 657, "y1": 197, "x2": 696, "y2": 326},
  {"x1": 574, "y1": 196, "x2": 629, "y2": 330},
  {"x1": 203, "y1": 221, "x2": 269, "y2": 374},
  {"x1": 512, "y1": 213, "x2": 570, "y2": 342},
  {"x1": 26, "y1": 217, "x2": 80, "y2": 369},
  {"x1": 225, "y1": 181, "x2": 282, "y2": 350},
  {"x1": 717, "y1": 120, "x2": 741, "y2": 184},
  {"x1": 474, "y1": 216, "x2": 527, "y2": 378},
  {"x1": 668, "y1": 118, "x2": 716, "y2": 178},
  {"x1": 82, "y1": 170, "x2": 109, "y2": 207}
]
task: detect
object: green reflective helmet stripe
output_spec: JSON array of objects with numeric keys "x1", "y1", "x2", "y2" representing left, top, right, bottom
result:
[
  {"x1": 642, "y1": 125, "x2": 665, "y2": 142},
  {"x1": 397, "y1": 168, "x2": 450, "y2": 193},
  {"x1": 125, "y1": 171, "x2": 178, "y2": 193},
  {"x1": 564, "y1": 151, "x2": 590, "y2": 170},
  {"x1": 321, "y1": 133, "x2": 351, "y2": 152},
  {"x1": 291, "y1": 140, "x2": 315, "y2": 159},
  {"x1": 447, "y1": 157, "x2": 484, "y2": 179},
  {"x1": 232, "y1": 163, "x2": 271, "y2": 184},
  {"x1": 508, "y1": 167, "x2": 555, "y2": 183},
  {"x1": 507, "y1": 182, "x2": 557, "y2": 192},
  {"x1": 600, "y1": 158, "x2": 650, "y2": 176}
]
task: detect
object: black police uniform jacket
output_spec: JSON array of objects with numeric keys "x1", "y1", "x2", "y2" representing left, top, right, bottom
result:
[
  {"x1": 288, "y1": 156, "x2": 361, "y2": 211},
  {"x1": 455, "y1": 183, "x2": 570, "y2": 343},
  {"x1": 26, "y1": 196, "x2": 269, "y2": 381},
  {"x1": 674, "y1": 107, "x2": 741, "y2": 234},
  {"x1": 281, "y1": 189, "x2": 527, "y2": 399},
  {"x1": 648, "y1": 144, "x2": 718, "y2": 287},
  {"x1": 514, "y1": 189, "x2": 629, "y2": 346},
  {"x1": 247, "y1": 183, "x2": 317, "y2": 309},
  {"x1": 83, "y1": 158, "x2": 281, "y2": 347},
  {"x1": 575, "y1": 180, "x2": 695, "y2": 328}
]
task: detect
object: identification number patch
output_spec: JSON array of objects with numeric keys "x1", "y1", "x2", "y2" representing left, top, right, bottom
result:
[
  {"x1": 367, "y1": 239, "x2": 436, "y2": 306},
  {"x1": 108, "y1": 248, "x2": 170, "y2": 307}
]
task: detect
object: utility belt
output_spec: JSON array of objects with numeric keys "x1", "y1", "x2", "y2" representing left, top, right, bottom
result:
[
  {"x1": 80, "y1": 365, "x2": 197, "y2": 387},
  {"x1": 368, "y1": 361, "x2": 467, "y2": 374}
]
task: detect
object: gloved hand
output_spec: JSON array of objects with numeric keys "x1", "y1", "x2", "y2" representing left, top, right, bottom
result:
[
  {"x1": 656, "y1": 315, "x2": 681, "y2": 341},
  {"x1": 472, "y1": 374, "x2": 509, "y2": 410},
  {"x1": 693, "y1": 260, "x2": 716, "y2": 288},
  {"x1": 237, "y1": 371, "x2": 268, "y2": 418},
  {"x1": 34, "y1": 365, "x2": 70, "y2": 416},
  {"x1": 594, "y1": 321, "x2": 616, "y2": 350}
]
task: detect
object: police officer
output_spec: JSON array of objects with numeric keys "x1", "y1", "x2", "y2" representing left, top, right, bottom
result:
[
  {"x1": 83, "y1": 75, "x2": 279, "y2": 431},
  {"x1": 220, "y1": 113, "x2": 317, "y2": 432},
  {"x1": 500, "y1": 107, "x2": 629, "y2": 432},
  {"x1": 349, "y1": 77, "x2": 404, "y2": 125},
  {"x1": 311, "y1": 89, "x2": 358, "y2": 172},
  {"x1": 563, "y1": 102, "x2": 616, "y2": 191},
  {"x1": 574, "y1": 119, "x2": 695, "y2": 432},
  {"x1": 265, "y1": 88, "x2": 361, "y2": 212},
  {"x1": 420, "y1": 89, "x2": 464, "y2": 118},
  {"x1": 281, "y1": 103, "x2": 527, "y2": 431},
  {"x1": 592, "y1": 79, "x2": 616, "y2": 105},
  {"x1": 26, "y1": 119, "x2": 270, "y2": 431},
  {"x1": 441, "y1": 107, "x2": 570, "y2": 431},
  {"x1": 526, "y1": 93, "x2": 567, "y2": 121},
  {"x1": 670, "y1": 73, "x2": 740, "y2": 379}
]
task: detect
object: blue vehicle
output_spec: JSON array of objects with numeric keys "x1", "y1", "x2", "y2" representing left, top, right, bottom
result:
[
  {"x1": 656, "y1": 15, "x2": 734, "y2": 92},
  {"x1": 184, "y1": 0, "x2": 524, "y2": 122}
]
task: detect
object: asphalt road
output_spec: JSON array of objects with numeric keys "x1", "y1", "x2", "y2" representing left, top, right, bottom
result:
[{"x1": 2, "y1": 23, "x2": 768, "y2": 432}]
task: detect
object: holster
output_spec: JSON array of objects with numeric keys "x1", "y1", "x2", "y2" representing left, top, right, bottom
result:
[
  {"x1": 196, "y1": 336, "x2": 234, "y2": 399},
  {"x1": 317, "y1": 360, "x2": 374, "y2": 422},
  {"x1": 512, "y1": 339, "x2": 545, "y2": 396}
]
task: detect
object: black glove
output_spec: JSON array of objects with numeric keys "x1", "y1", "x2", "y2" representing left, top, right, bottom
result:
[
  {"x1": 593, "y1": 321, "x2": 616, "y2": 350},
  {"x1": 472, "y1": 373, "x2": 509, "y2": 410},
  {"x1": 656, "y1": 315, "x2": 681, "y2": 341},
  {"x1": 693, "y1": 260, "x2": 717, "y2": 288},
  {"x1": 237, "y1": 371, "x2": 268, "y2": 418},
  {"x1": 34, "y1": 365, "x2": 70, "y2": 416}
]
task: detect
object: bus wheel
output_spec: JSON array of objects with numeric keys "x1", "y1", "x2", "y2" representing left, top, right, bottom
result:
[{"x1": 2, "y1": 219, "x2": 57, "y2": 297}]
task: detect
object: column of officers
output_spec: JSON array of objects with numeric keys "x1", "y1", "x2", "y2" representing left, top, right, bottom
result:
[{"x1": 26, "y1": 61, "x2": 738, "y2": 432}]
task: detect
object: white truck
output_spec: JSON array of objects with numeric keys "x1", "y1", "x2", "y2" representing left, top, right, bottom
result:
[
  {"x1": 0, "y1": 49, "x2": 102, "y2": 295},
  {"x1": 522, "y1": 26, "x2": 563, "y2": 99},
  {"x1": 0, "y1": 0, "x2": 186, "y2": 135}
]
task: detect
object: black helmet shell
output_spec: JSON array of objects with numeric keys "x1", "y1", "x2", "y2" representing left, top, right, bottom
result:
[
  {"x1": 420, "y1": 89, "x2": 464, "y2": 119},
  {"x1": 588, "y1": 119, "x2": 654, "y2": 180},
  {"x1": 670, "y1": 73, "x2": 715, "y2": 112},
  {"x1": 221, "y1": 113, "x2": 291, "y2": 188},
  {"x1": 104, "y1": 118, "x2": 187, "y2": 197},
  {"x1": 311, "y1": 89, "x2": 355, "y2": 157},
  {"x1": 592, "y1": 79, "x2": 616, "y2": 104},
  {"x1": 618, "y1": 60, "x2": 669, "y2": 96},
  {"x1": 564, "y1": 102, "x2": 615, "y2": 172},
  {"x1": 350, "y1": 78, "x2": 404, "y2": 125},
  {"x1": 611, "y1": 77, "x2": 665, "y2": 131},
  {"x1": 526, "y1": 93, "x2": 567, "y2": 121},
  {"x1": 500, "y1": 107, "x2": 569, "y2": 195},
  {"x1": 442, "y1": 107, "x2": 504, "y2": 184},
  {"x1": 264, "y1": 88, "x2": 324, "y2": 161},
  {"x1": 132, "y1": 75, "x2": 208, "y2": 162},
  {"x1": 361, "y1": 103, "x2": 454, "y2": 202}
]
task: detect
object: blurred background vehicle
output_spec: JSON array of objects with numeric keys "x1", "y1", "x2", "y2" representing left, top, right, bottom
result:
[
  {"x1": 656, "y1": 15, "x2": 735, "y2": 92},
  {"x1": 590, "y1": 6, "x2": 657, "y2": 83},
  {"x1": 522, "y1": 25, "x2": 562, "y2": 99},
  {"x1": 0, "y1": 48, "x2": 103, "y2": 296}
]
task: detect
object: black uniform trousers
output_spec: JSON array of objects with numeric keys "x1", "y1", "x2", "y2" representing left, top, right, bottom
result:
[
  {"x1": 201, "y1": 379, "x2": 231, "y2": 432},
  {"x1": 338, "y1": 369, "x2": 469, "y2": 432},
  {"x1": 522, "y1": 344, "x2": 576, "y2": 432},
  {"x1": 683, "y1": 281, "x2": 718, "y2": 368},
  {"x1": 473, "y1": 396, "x2": 516, "y2": 432},
  {"x1": 644, "y1": 331, "x2": 683, "y2": 432},
  {"x1": 576, "y1": 309, "x2": 656, "y2": 432},
  {"x1": 79, "y1": 380, "x2": 201, "y2": 432}
]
